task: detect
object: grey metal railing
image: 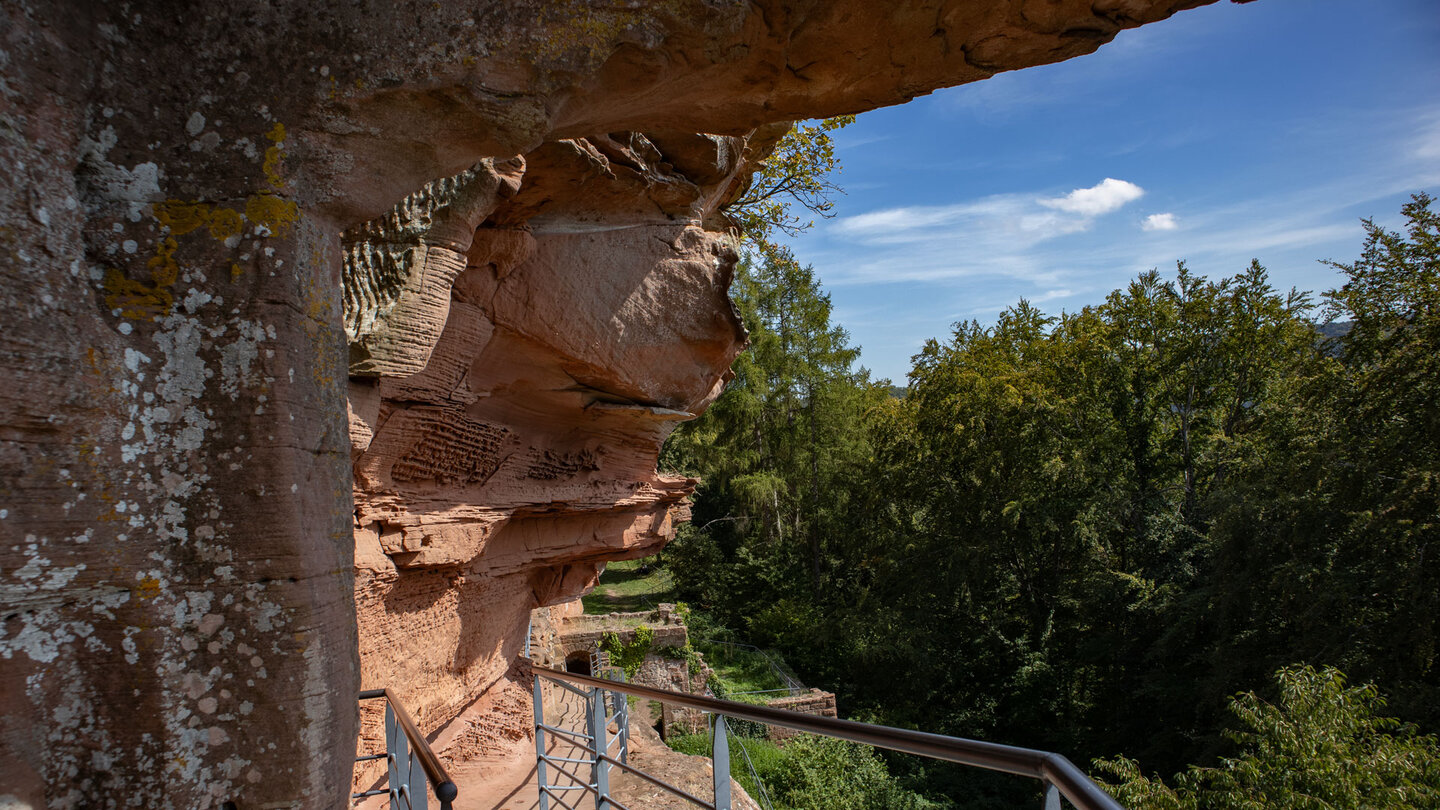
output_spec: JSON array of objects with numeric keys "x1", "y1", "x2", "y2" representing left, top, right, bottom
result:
[
  {"x1": 532, "y1": 664, "x2": 1122, "y2": 810},
  {"x1": 533, "y1": 663, "x2": 635, "y2": 810},
  {"x1": 354, "y1": 689, "x2": 459, "y2": 810}
]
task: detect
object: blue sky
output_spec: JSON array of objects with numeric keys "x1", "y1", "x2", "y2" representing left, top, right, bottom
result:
[{"x1": 782, "y1": 0, "x2": 1440, "y2": 383}]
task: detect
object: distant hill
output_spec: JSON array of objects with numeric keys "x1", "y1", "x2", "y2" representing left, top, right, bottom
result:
[{"x1": 1313, "y1": 320, "x2": 1352, "y2": 357}]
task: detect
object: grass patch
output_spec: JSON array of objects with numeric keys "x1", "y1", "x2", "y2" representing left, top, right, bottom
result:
[
  {"x1": 666, "y1": 732, "x2": 787, "y2": 804},
  {"x1": 697, "y1": 640, "x2": 790, "y2": 695},
  {"x1": 581, "y1": 556, "x2": 676, "y2": 614}
]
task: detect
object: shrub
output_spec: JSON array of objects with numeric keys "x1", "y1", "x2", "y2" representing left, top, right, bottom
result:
[{"x1": 1095, "y1": 665, "x2": 1440, "y2": 809}]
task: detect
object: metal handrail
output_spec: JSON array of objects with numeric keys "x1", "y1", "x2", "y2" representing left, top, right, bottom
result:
[
  {"x1": 358, "y1": 688, "x2": 460, "y2": 808},
  {"x1": 532, "y1": 665, "x2": 1122, "y2": 810}
]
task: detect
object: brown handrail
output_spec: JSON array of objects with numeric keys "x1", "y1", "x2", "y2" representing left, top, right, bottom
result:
[
  {"x1": 359, "y1": 688, "x2": 459, "y2": 805},
  {"x1": 532, "y1": 665, "x2": 1122, "y2": 810}
]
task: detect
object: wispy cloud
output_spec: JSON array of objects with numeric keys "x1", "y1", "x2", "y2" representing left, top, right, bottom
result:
[
  {"x1": 1413, "y1": 108, "x2": 1440, "y2": 160},
  {"x1": 1040, "y1": 178, "x2": 1145, "y2": 216},
  {"x1": 836, "y1": 179, "x2": 1146, "y2": 246},
  {"x1": 1142, "y1": 212, "x2": 1178, "y2": 231}
]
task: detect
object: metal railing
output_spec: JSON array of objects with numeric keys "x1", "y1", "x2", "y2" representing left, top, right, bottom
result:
[
  {"x1": 533, "y1": 663, "x2": 636, "y2": 810},
  {"x1": 532, "y1": 664, "x2": 1123, "y2": 810},
  {"x1": 354, "y1": 689, "x2": 459, "y2": 810}
]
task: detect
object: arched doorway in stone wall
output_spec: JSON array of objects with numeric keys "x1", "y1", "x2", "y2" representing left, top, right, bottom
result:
[{"x1": 564, "y1": 652, "x2": 593, "y2": 677}]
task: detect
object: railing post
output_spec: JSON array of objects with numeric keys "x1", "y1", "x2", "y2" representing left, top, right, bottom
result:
[
  {"x1": 617, "y1": 689, "x2": 629, "y2": 766},
  {"x1": 411, "y1": 745, "x2": 429, "y2": 810},
  {"x1": 534, "y1": 675, "x2": 550, "y2": 810},
  {"x1": 1043, "y1": 780, "x2": 1061, "y2": 810},
  {"x1": 386, "y1": 702, "x2": 408, "y2": 809},
  {"x1": 611, "y1": 669, "x2": 629, "y2": 766},
  {"x1": 713, "y1": 715, "x2": 732, "y2": 810},
  {"x1": 590, "y1": 685, "x2": 610, "y2": 810}
]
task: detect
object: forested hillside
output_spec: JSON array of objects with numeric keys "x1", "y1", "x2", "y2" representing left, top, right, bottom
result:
[{"x1": 658, "y1": 193, "x2": 1440, "y2": 808}]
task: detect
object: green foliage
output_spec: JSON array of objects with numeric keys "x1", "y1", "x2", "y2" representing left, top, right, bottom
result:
[
  {"x1": 1096, "y1": 666, "x2": 1440, "y2": 809},
  {"x1": 767, "y1": 735, "x2": 943, "y2": 810},
  {"x1": 664, "y1": 730, "x2": 941, "y2": 810},
  {"x1": 729, "y1": 116, "x2": 854, "y2": 242},
  {"x1": 600, "y1": 626, "x2": 653, "y2": 679},
  {"x1": 662, "y1": 193, "x2": 1440, "y2": 807},
  {"x1": 659, "y1": 638, "x2": 705, "y2": 675},
  {"x1": 662, "y1": 242, "x2": 880, "y2": 625}
]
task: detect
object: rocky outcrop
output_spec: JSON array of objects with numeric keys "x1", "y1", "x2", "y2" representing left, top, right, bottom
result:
[
  {"x1": 0, "y1": 1, "x2": 1226, "y2": 808},
  {"x1": 350, "y1": 131, "x2": 746, "y2": 779}
]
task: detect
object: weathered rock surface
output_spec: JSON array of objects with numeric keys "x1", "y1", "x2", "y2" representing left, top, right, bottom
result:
[{"x1": 0, "y1": 1, "x2": 1227, "y2": 808}]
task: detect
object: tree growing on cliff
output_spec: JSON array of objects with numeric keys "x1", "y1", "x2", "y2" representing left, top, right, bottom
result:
[{"x1": 728, "y1": 116, "x2": 855, "y2": 243}]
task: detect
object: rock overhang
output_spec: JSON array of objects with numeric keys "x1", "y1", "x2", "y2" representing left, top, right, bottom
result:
[{"x1": 0, "y1": 1, "x2": 1234, "y2": 807}]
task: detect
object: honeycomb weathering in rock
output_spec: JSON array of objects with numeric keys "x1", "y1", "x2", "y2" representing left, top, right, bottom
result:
[
  {"x1": 0, "y1": 1, "x2": 1222, "y2": 807},
  {"x1": 389, "y1": 408, "x2": 512, "y2": 487},
  {"x1": 343, "y1": 159, "x2": 524, "y2": 376},
  {"x1": 525, "y1": 448, "x2": 602, "y2": 481}
]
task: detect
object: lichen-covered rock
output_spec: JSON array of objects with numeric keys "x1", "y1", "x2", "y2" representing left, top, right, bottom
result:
[{"x1": 0, "y1": 1, "x2": 1222, "y2": 807}]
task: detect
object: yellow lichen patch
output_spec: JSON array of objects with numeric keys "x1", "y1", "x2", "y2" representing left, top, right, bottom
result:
[
  {"x1": 262, "y1": 122, "x2": 287, "y2": 191},
  {"x1": 207, "y1": 207, "x2": 244, "y2": 242},
  {"x1": 136, "y1": 576, "x2": 163, "y2": 600},
  {"x1": 153, "y1": 199, "x2": 246, "y2": 244},
  {"x1": 103, "y1": 227, "x2": 185, "y2": 320},
  {"x1": 147, "y1": 236, "x2": 180, "y2": 288},
  {"x1": 246, "y1": 193, "x2": 299, "y2": 235},
  {"x1": 103, "y1": 124, "x2": 296, "y2": 323},
  {"x1": 536, "y1": 0, "x2": 683, "y2": 62},
  {"x1": 103, "y1": 266, "x2": 174, "y2": 320},
  {"x1": 153, "y1": 200, "x2": 212, "y2": 237}
]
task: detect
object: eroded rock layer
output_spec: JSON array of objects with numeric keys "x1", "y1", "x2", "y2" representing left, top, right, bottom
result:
[
  {"x1": 349, "y1": 132, "x2": 746, "y2": 764},
  {"x1": 0, "y1": 1, "x2": 1223, "y2": 807}
]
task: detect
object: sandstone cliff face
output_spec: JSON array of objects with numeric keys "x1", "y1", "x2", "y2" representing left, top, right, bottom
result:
[
  {"x1": 0, "y1": 2, "x2": 1222, "y2": 808},
  {"x1": 349, "y1": 132, "x2": 748, "y2": 763}
]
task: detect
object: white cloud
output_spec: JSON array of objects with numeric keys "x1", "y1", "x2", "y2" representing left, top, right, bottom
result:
[
  {"x1": 1142, "y1": 212, "x2": 1178, "y2": 231},
  {"x1": 1039, "y1": 178, "x2": 1145, "y2": 216},
  {"x1": 1413, "y1": 109, "x2": 1440, "y2": 160}
]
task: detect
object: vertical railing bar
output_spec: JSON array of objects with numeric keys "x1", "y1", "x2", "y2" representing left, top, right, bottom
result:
[
  {"x1": 614, "y1": 671, "x2": 629, "y2": 766},
  {"x1": 1044, "y1": 780, "x2": 1062, "y2": 810},
  {"x1": 536, "y1": 675, "x2": 551, "y2": 810},
  {"x1": 712, "y1": 715, "x2": 731, "y2": 810},
  {"x1": 590, "y1": 685, "x2": 610, "y2": 810}
]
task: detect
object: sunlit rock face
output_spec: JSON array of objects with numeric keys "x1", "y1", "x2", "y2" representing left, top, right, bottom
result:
[
  {"x1": 0, "y1": 1, "x2": 1218, "y2": 807},
  {"x1": 349, "y1": 134, "x2": 746, "y2": 762}
]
